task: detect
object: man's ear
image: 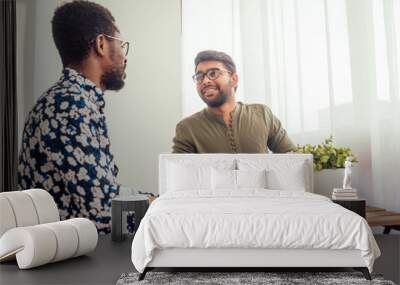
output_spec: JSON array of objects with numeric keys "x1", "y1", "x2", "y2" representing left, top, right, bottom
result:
[
  {"x1": 231, "y1": 73, "x2": 239, "y2": 88},
  {"x1": 93, "y1": 34, "x2": 107, "y2": 57}
]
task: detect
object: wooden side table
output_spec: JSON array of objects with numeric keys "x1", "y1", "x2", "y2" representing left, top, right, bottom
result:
[
  {"x1": 111, "y1": 195, "x2": 149, "y2": 242},
  {"x1": 332, "y1": 199, "x2": 366, "y2": 218},
  {"x1": 366, "y1": 206, "x2": 400, "y2": 234}
]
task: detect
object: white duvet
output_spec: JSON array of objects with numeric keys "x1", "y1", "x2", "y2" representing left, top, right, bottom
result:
[{"x1": 131, "y1": 189, "x2": 380, "y2": 273}]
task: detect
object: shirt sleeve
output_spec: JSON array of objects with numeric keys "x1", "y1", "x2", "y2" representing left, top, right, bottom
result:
[
  {"x1": 264, "y1": 106, "x2": 296, "y2": 153},
  {"x1": 40, "y1": 96, "x2": 120, "y2": 233},
  {"x1": 172, "y1": 121, "x2": 196, "y2": 153}
]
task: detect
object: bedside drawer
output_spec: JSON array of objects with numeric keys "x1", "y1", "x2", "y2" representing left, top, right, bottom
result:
[{"x1": 333, "y1": 199, "x2": 366, "y2": 218}]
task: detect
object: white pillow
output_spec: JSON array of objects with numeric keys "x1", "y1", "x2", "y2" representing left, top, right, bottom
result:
[
  {"x1": 266, "y1": 164, "x2": 306, "y2": 191},
  {"x1": 167, "y1": 162, "x2": 211, "y2": 191},
  {"x1": 238, "y1": 158, "x2": 308, "y2": 191},
  {"x1": 211, "y1": 168, "x2": 237, "y2": 190},
  {"x1": 237, "y1": 169, "x2": 268, "y2": 189},
  {"x1": 211, "y1": 168, "x2": 268, "y2": 190}
]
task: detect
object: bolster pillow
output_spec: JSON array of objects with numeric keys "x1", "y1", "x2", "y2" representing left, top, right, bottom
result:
[
  {"x1": 0, "y1": 218, "x2": 98, "y2": 269},
  {"x1": 0, "y1": 189, "x2": 60, "y2": 237}
]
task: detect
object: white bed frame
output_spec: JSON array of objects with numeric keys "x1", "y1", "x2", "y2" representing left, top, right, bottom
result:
[
  {"x1": 139, "y1": 154, "x2": 371, "y2": 280},
  {"x1": 148, "y1": 248, "x2": 366, "y2": 267}
]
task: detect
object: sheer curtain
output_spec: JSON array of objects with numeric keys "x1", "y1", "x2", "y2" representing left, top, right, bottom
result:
[
  {"x1": 182, "y1": 0, "x2": 399, "y2": 211},
  {"x1": 181, "y1": 0, "x2": 244, "y2": 117},
  {"x1": 369, "y1": 0, "x2": 400, "y2": 212}
]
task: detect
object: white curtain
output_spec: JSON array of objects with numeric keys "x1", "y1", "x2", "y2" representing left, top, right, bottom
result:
[
  {"x1": 369, "y1": 0, "x2": 400, "y2": 212},
  {"x1": 181, "y1": 0, "x2": 244, "y2": 117},
  {"x1": 182, "y1": 0, "x2": 400, "y2": 211}
]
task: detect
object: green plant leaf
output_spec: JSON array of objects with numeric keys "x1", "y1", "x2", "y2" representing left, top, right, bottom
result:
[{"x1": 294, "y1": 136, "x2": 358, "y2": 171}]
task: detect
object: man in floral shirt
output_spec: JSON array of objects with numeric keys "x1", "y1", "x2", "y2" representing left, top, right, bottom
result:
[{"x1": 18, "y1": 1, "x2": 129, "y2": 233}]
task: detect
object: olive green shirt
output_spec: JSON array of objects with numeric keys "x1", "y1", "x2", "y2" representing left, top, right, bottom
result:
[{"x1": 172, "y1": 102, "x2": 295, "y2": 153}]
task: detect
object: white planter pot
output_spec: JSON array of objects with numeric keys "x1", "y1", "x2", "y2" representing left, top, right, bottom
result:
[{"x1": 314, "y1": 169, "x2": 344, "y2": 198}]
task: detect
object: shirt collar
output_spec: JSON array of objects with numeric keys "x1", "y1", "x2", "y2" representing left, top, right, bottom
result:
[
  {"x1": 61, "y1": 67, "x2": 105, "y2": 111},
  {"x1": 204, "y1": 102, "x2": 242, "y2": 125}
]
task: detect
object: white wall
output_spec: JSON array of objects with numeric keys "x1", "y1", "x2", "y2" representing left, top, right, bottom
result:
[
  {"x1": 16, "y1": 0, "x2": 181, "y2": 194},
  {"x1": 16, "y1": 0, "x2": 36, "y2": 144}
]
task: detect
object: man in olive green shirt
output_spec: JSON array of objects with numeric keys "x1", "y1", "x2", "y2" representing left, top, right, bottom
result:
[{"x1": 172, "y1": 50, "x2": 295, "y2": 153}]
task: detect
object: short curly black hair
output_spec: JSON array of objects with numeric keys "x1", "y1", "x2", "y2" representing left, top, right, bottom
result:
[
  {"x1": 52, "y1": 0, "x2": 118, "y2": 66},
  {"x1": 194, "y1": 50, "x2": 237, "y2": 73}
]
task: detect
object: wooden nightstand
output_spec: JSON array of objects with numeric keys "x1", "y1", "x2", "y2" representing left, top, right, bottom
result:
[{"x1": 333, "y1": 199, "x2": 366, "y2": 218}]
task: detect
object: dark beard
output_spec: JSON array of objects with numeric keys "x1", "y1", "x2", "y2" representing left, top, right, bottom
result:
[
  {"x1": 101, "y1": 65, "x2": 125, "y2": 91},
  {"x1": 201, "y1": 91, "x2": 229, "y2": 108},
  {"x1": 200, "y1": 80, "x2": 233, "y2": 108}
]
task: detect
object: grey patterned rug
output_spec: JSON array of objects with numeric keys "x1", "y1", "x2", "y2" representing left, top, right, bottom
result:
[{"x1": 116, "y1": 271, "x2": 396, "y2": 285}]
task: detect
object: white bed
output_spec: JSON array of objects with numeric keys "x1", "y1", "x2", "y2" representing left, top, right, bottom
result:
[{"x1": 131, "y1": 154, "x2": 380, "y2": 280}]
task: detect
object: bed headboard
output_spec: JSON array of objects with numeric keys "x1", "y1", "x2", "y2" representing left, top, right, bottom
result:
[{"x1": 158, "y1": 153, "x2": 314, "y2": 195}]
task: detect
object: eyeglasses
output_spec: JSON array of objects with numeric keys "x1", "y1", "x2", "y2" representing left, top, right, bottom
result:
[
  {"x1": 103, "y1": 34, "x2": 130, "y2": 57},
  {"x1": 192, "y1": 68, "x2": 232, "y2": 84},
  {"x1": 95, "y1": 34, "x2": 130, "y2": 57}
]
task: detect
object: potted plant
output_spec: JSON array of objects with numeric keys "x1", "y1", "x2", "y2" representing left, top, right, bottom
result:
[{"x1": 295, "y1": 136, "x2": 358, "y2": 197}]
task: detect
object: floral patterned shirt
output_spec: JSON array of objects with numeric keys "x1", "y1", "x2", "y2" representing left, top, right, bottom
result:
[{"x1": 18, "y1": 68, "x2": 120, "y2": 233}]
